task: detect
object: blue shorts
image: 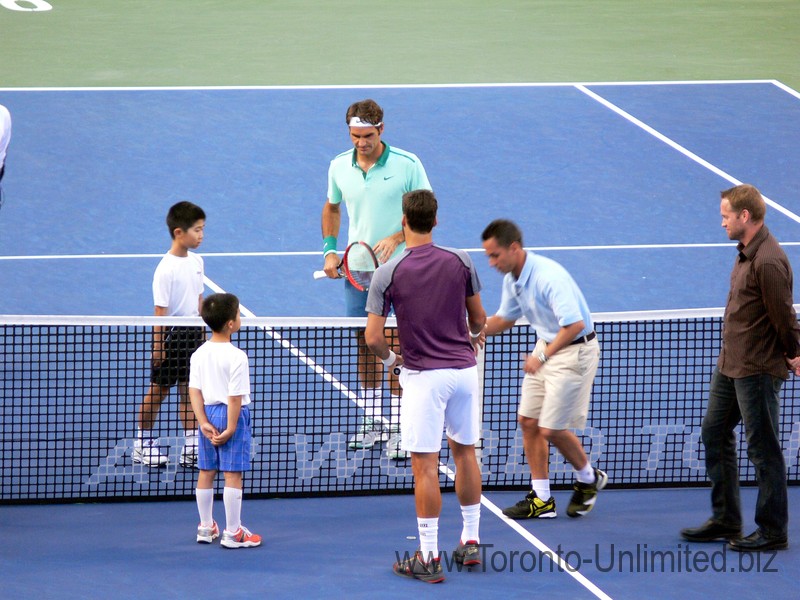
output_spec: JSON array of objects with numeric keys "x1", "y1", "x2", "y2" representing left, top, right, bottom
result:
[
  {"x1": 198, "y1": 404, "x2": 252, "y2": 472},
  {"x1": 344, "y1": 279, "x2": 368, "y2": 317},
  {"x1": 345, "y1": 278, "x2": 393, "y2": 318}
]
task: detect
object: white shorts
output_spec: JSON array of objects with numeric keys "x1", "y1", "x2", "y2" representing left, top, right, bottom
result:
[
  {"x1": 399, "y1": 366, "x2": 480, "y2": 453},
  {"x1": 519, "y1": 338, "x2": 599, "y2": 430}
]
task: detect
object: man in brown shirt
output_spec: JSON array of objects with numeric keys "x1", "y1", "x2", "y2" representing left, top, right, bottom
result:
[{"x1": 681, "y1": 184, "x2": 799, "y2": 552}]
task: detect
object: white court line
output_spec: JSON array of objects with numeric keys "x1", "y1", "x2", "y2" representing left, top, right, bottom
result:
[
  {"x1": 8, "y1": 241, "x2": 800, "y2": 261},
  {"x1": 438, "y1": 462, "x2": 613, "y2": 600},
  {"x1": 575, "y1": 84, "x2": 800, "y2": 226},
  {"x1": 202, "y1": 276, "x2": 389, "y2": 425},
  {"x1": 771, "y1": 80, "x2": 800, "y2": 100},
  {"x1": 0, "y1": 79, "x2": 779, "y2": 92},
  {"x1": 204, "y1": 273, "x2": 613, "y2": 599}
]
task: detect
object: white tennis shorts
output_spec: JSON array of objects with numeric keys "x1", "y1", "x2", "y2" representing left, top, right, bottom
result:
[
  {"x1": 519, "y1": 338, "x2": 599, "y2": 430},
  {"x1": 399, "y1": 366, "x2": 480, "y2": 453}
]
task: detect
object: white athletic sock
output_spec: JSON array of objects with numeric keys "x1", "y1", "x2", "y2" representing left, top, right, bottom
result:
[
  {"x1": 575, "y1": 462, "x2": 595, "y2": 484},
  {"x1": 389, "y1": 394, "x2": 401, "y2": 428},
  {"x1": 196, "y1": 488, "x2": 214, "y2": 527},
  {"x1": 460, "y1": 503, "x2": 481, "y2": 544},
  {"x1": 531, "y1": 478, "x2": 551, "y2": 500},
  {"x1": 223, "y1": 486, "x2": 243, "y2": 533},
  {"x1": 361, "y1": 387, "x2": 382, "y2": 419},
  {"x1": 417, "y1": 517, "x2": 439, "y2": 563}
]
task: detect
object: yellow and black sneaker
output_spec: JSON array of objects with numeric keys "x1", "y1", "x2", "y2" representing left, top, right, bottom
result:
[
  {"x1": 567, "y1": 468, "x2": 608, "y2": 518},
  {"x1": 502, "y1": 490, "x2": 557, "y2": 519}
]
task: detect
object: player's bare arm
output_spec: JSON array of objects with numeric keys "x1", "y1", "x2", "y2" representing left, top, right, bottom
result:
[
  {"x1": 373, "y1": 230, "x2": 404, "y2": 263},
  {"x1": 466, "y1": 293, "x2": 487, "y2": 351},
  {"x1": 523, "y1": 320, "x2": 586, "y2": 375},
  {"x1": 151, "y1": 305, "x2": 169, "y2": 366},
  {"x1": 189, "y1": 387, "x2": 218, "y2": 440},
  {"x1": 365, "y1": 312, "x2": 402, "y2": 371},
  {"x1": 485, "y1": 315, "x2": 515, "y2": 337},
  {"x1": 321, "y1": 201, "x2": 341, "y2": 278},
  {"x1": 212, "y1": 395, "x2": 242, "y2": 446}
]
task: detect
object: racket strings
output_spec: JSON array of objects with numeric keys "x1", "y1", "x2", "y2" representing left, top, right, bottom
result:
[{"x1": 344, "y1": 244, "x2": 378, "y2": 290}]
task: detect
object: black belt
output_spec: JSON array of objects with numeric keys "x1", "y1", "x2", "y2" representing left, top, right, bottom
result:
[{"x1": 569, "y1": 331, "x2": 596, "y2": 345}]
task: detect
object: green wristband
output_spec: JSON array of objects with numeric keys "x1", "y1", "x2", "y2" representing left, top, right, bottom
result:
[{"x1": 323, "y1": 236, "x2": 337, "y2": 256}]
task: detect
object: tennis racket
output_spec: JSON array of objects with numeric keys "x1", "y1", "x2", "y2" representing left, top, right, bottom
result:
[{"x1": 313, "y1": 241, "x2": 379, "y2": 292}]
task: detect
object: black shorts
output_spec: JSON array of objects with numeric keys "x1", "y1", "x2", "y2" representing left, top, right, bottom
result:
[{"x1": 150, "y1": 326, "x2": 204, "y2": 387}]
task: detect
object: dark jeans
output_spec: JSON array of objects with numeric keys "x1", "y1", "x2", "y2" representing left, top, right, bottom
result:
[{"x1": 701, "y1": 368, "x2": 788, "y2": 537}]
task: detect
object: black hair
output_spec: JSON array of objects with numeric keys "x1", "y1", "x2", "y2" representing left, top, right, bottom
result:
[
  {"x1": 201, "y1": 293, "x2": 240, "y2": 333},
  {"x1": 481, "y1": 219, "x2": 524, "y2": 247},
  {"x1": 402, "y1": 189, "x2": 437, "y2": 233},
  {"x1": 166, "y1": 201, "x2": 206, "y2": 239}
]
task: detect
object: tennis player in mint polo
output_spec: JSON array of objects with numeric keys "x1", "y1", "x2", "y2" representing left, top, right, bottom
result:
[{"x1": 321, "y1": 99, "x2": 431, "y2": 460}]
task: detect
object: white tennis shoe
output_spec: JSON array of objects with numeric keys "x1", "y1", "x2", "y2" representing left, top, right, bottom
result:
[
  {"x1": 196, "y1": 521, "x2": 219, "y2": 544},
  {"x1": 132, "y1": 438, "x2": 168, "y2": 467},
  {"x1": 348, "y1": 417, "x2": 389, "y2": 450}
]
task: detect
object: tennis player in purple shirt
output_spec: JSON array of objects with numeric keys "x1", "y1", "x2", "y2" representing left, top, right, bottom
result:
[{"x1": 365, "y1": 189, "x2": 487, "y2": 584}]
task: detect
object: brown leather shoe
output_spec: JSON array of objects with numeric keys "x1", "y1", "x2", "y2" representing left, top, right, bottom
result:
[
  {"x1": 680, "y1": 519, "x2": 742, "y2": 542},
  {"x1": 728, "y1": 530, "x2": 788, "y2": 552}
]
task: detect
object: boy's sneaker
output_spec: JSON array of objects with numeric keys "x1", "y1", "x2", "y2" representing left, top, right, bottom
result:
[
  {"x1": 132, "y1": 438, "x2": 168, "y2": 467},
  {"x1": 454, "y1": 540, "x2": 481, "y2": 566},
  {"x1": 348, "y1": 418, "x2": 388, "y2": 450},
  {"x1": 386, "y1": 426, "x2": 409, "y2": 460},
  {"x1": 567, "y1": 468, "x2": 608, "y2": 518},
  {"x1": 179, "y1": 444, "x2": 198, "y2": 468},
  {"x1": 196, "y1": 521, "x2": 219, "y2": 544},
  {"x1": 393, "y1": 551, "x2": 445, "y2": 584},
  {"x1": 502, "y1": 490, "x2": 557, "y2": 519},
  {"x1": 221, "y1": 525, "x2": 262, "y2": 549}
]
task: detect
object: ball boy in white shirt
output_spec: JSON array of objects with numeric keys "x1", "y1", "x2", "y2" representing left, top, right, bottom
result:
[{"x1": 190, "y1": 293, "x2": 261, "y2": 548}]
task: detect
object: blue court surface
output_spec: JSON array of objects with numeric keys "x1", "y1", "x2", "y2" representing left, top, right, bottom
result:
[
  {"x1": 1, "y1": 81, "x2": 800, "y2": 316},
  {"x1": 2, "y1": 488, "x2": 800, "y2": 599},
  {"x1": 1, "y1": 82, "x2": 800, "y2": 599}
]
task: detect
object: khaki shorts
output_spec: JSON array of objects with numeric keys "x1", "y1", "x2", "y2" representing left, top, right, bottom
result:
[{"x1": 519, "y1": 338, "x2": 600, "y2": 430}]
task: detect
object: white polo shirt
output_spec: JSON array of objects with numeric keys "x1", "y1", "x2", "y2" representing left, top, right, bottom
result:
[
  {"x1": 189, "y1": 341, "x2": 251, "y2": 407},
  {"x1": 152, "y1": 251, "x2": 204, "y2": 316}
]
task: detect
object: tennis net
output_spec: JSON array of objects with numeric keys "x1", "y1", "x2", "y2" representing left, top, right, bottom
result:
[{"x1": 1, "y1": 310, "x2": 799, "y2": 503}]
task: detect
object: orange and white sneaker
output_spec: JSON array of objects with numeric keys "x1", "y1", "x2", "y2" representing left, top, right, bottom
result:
[
  {"x1": 196, "y1": 521, "x2": 219, "y2": 544},
  {"x1": 221, "y1": 525, "x2": 262, "y2": 549}
]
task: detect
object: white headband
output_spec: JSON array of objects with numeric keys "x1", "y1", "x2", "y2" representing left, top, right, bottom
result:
[{"x1": 348, "y1": 116, "x2": 382, "y2": 128}]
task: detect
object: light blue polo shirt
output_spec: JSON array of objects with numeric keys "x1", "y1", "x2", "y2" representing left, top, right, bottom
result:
[
  {"x1": 497, "y1": 251, "x2": 593, "y2": 342},
  {"x1": 327, "y1": 143, "x2": 430, "y2": 257}
]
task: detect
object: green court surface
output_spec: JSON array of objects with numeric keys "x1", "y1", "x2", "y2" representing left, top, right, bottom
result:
[{"x1": 0, "y1": 1, "x2": 798, "y2": 88}]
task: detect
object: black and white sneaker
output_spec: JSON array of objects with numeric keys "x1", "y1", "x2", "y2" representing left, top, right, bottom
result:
[{"x1": 567, "y1": 468, "x2": 608, "y2": 517}]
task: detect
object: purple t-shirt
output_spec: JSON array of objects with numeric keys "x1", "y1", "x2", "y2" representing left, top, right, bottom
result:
[{"x1": 366, "y1": 243, "x2": 481, "y2": 370}]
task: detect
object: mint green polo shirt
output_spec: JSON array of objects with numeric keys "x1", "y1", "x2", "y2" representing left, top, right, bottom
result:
[{"x1": 327, "y1": 143, "x2": 431, "y2": 257}]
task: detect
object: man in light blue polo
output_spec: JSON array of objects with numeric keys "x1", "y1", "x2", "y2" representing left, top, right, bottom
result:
[
  {"x1": 320, "y1": 99, "x2": 431, "y2": 459},
  {"x1": 481, "y1": 219, "x2": 607, "y2": 520}
]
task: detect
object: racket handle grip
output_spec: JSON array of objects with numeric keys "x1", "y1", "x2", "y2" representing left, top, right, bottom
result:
[{"x1": 313, "y1": 270, "x2": 327, "y2": 280}]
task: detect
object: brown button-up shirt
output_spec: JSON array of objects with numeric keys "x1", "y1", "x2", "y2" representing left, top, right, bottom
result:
[{"x1": 718, "y1": 225, "x2": 800, "y2": 379}]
